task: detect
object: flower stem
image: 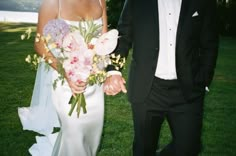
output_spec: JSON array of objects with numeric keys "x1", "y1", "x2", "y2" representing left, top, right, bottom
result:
[
  {"x1": 68, "y1": 95, "x2": 78, "y2": 116},
  {"x1": 81, "y1": 94, "x2": 87, "y2": 114},
  {"x1": 68, "y1": 93, "x2": 87, "y2": 118}
]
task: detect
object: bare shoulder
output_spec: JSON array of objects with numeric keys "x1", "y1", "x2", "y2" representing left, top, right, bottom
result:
[
  {"x1": 36, "y1": 0, "x2": 60, "y2": 33},
  {"x1": 39, "y1": 0, "x2": 59, "y2": 19},
  {"x1": 100, "y1": 0, "x2": 107, "y2": 7}
]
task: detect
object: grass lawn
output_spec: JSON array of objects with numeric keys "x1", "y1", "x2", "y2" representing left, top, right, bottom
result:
[{"x1": 0, "y1": 22, "x2": 235, "y2": 156}]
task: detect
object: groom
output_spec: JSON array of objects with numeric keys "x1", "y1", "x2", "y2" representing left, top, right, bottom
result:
[{"x1": 104, "y1": 0, "x2": 219, "y2": 155}]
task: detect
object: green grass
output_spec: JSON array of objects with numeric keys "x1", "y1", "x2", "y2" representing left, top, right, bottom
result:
[{"x1": 0, "y1": 22, "x2": 236, "y2": 156}]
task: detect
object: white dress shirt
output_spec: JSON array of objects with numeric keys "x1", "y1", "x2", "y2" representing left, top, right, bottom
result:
[{"x1": 155, "y1": 0, "x2": 182, "y2": 80}]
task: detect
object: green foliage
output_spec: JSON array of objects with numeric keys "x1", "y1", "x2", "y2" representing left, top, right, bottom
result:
[
  {"x1": 217, "y1": 0, "x2": 236, "y2": 36},
  {"x1": 0, "y1": 23, "x2": 236, "y2": 156},
  {"x1": 71, "y1": 20, "x2": 102, "y2": 43},
  {"x1": 106, "y1": 0, "x2": 125, "y2": 28}
]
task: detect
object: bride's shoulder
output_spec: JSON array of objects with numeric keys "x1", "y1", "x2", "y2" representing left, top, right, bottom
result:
[
  {"x1": 41, "y1": 0, "x2": 59, "y2": 6},
  {"x1": 39, "y1": 0, "x2": 59, "y2": 18},
  {"x1": 40, "y1": 0, "x2": 59, "y2": 12}
]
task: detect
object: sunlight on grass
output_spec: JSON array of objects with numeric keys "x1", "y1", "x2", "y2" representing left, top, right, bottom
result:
[{"x1": 0, "y1": 22, "x2": 36, "y2": 32}]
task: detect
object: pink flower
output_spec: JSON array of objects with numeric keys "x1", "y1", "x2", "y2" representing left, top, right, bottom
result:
[
  {"x1": 71, "y1": 56, "x2": 79, "y2": 64},
  {"x1": 81, "y1": 49, "x2": 93, "y2": 65},
  {"x1": 62, "y1": 31, "x2": 87, "y2": 53},
  {"x1": 94, "y1": 29, "x2": 119, "y2": 55},
  {"x1": 63, "y1": 49, "x2": 93, "y2": 83}
]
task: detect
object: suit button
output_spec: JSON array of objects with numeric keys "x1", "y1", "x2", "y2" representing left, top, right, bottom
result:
[{"x1": 155, "y1": 48, "x2": 159, "y2": 51}]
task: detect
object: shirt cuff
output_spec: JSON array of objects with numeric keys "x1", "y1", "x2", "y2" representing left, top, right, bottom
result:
[{"x1": 107, "y1": 71, "x2": 122, "y2": 77}]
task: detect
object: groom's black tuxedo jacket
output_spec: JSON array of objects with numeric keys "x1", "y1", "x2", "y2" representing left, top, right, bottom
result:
[{"x1": 110, "y1": 0, "x2": 219, "y2": 103}]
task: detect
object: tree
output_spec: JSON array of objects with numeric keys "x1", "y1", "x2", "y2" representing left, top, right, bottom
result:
[
  {"x1": 106, "y1": 0, "x2": 125, "y2": 28},
  {"x1": 217, "y1": 0, "x2": 236, "y2": 36}
]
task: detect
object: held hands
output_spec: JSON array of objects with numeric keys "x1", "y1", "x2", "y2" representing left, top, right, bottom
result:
[{"x1": 104, "y1": 75, "x2": 127, "y2": 96}]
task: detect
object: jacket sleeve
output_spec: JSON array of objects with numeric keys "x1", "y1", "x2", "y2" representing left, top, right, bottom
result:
[
  {"x1": 199, "y1": 0, "x2": 219, "y2": 86},
  {"x1": 107, "y1": 0, "x2": 133, "y2": 71}
]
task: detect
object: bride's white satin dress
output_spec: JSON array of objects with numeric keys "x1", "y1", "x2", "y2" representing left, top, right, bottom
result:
[{"x1": 18, "y1": 18, "x2": 104, "y2": 156}]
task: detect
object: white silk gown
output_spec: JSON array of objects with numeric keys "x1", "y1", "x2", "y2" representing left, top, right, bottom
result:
[{"x1": 18, "y1": 18, "x2": 104, "y2": 156}]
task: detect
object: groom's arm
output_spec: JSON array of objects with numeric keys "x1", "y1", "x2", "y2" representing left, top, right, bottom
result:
[
  {"x1": 104, "y1": 0, "x2": 133, "y2": 95},
  {"x1": 107, "y1": 0, "x2": 133, "y2": 71},
  {"x1": 199, "y1": 0, "x2": 219, "y2": 87}
]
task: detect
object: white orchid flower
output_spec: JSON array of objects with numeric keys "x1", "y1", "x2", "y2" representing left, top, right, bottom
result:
[{"x1": 94, "y1": 29, "x2": 119, "y2": 56}]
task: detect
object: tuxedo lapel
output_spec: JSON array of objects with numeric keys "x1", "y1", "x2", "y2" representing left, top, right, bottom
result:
[
  {"x1": 176, "y1": 0, "x2": 190, "y2": 46},
  {"x1": 151, "y1": 0, "x2": 159, "y2": 47},
  {"x1": 151, "y1": 0, "x2": 158, "y2": 25}
]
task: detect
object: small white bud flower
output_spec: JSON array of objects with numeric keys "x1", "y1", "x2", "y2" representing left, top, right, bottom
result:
[
  {"x1": 25, "y1": 55, "x2": 31, "y2": 63},
  {"x1": 21, "y1": 34, "x2": 26, "y2": 40},
  {"x1": 35, "y1": 37, "x2": 40, "y2": 43},
  {"x1": 48, "y1": 59, "x2": 53, "y2": 64}
]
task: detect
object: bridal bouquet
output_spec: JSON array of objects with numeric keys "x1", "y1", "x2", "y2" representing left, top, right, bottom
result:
[{"x1": 23, "y1": 19, "x2": 125, "y2": 117}]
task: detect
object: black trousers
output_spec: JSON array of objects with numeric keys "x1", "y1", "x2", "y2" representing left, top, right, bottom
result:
[{"x1": 132, "y1": 77, "x2": 205, "y2": 156}]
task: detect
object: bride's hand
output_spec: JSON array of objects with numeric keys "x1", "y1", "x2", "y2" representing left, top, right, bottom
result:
[{"x1": 65, "y1": 76, "x2": 87, "y2": 96}]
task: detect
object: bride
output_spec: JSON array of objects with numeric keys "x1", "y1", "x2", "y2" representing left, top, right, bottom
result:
[{"x1": 18, "y1": 0, "x2": 108, "y2": 155}]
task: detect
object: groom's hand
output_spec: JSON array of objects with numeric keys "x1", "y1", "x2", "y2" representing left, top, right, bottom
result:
[{"x1": 104, "y1": 75, "x2": 127, "y2": 96}]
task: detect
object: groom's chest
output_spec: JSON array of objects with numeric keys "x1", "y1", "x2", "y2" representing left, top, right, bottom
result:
[{"x1": 132, "y1": 0, "x2": 204, "y2": 25}]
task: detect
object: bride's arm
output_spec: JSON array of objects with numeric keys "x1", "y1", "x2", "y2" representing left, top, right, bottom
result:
[
  {"x1": 35, "y1": 0, "x2": 86, "y2": 94},
  {"x1": 34, "y1": 0, "x2": 59, "y2": 70},
  {"x1": 100, "y1": 0, "x2": 108, "y2": 33}
]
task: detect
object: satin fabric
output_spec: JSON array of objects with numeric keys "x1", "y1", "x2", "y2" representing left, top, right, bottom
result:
[{"x1": 18, "y1": 18, "x2": 104, "y2": 156}]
